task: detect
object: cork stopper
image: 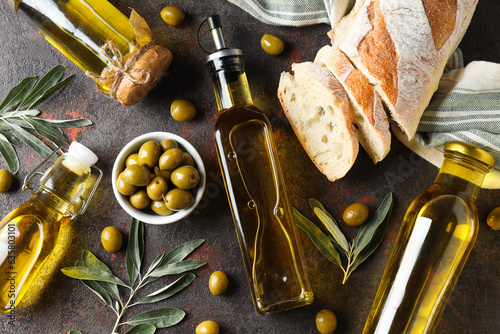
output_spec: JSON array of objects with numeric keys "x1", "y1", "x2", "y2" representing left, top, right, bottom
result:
[
  {"x1": 114, "y1": 44, "x2": 173, "y2": 106},
  {"x1": 88, "y1": 42, "x2": 173, "y2": 106}
]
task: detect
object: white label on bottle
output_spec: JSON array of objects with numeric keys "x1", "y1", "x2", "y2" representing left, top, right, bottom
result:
[{"x1": 375, "y1": 216, "x2": 432, "y2": 334}]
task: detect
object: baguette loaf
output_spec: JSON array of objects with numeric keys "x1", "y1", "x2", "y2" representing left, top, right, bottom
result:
[
  {"x1": 278, "y1": 62, "x2": 359, "y2": 181},
  {"x1": 315, "y1": 45, "x2": 391, "y2": 163},
  {"x1": 328, "y1": 0, "x2": 479, "y2": 140}
]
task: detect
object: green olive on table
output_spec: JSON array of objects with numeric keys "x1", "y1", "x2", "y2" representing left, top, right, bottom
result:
[
  {"x1": 170, "y1": 99, "x2": 196, "y2": 122},
  {"x1": 150, "y1": 200, "x2": 173, "y2": 216},
  {"x1": 160, "y1": 6, "x2": 185, "y2": 27},
  {"x1": 138, "y1": 140, "x2": 161, "y2": 168},
  {"x1": 146, "y1": 176, "x2": 169, "y2": 201},
  {"x1": 171, "y1": 166, "x2": 200, "y2": 190},
  {"x1": 116, "y1": 171, "x2": 138, "y2": 196},
  {"x1": 261, "y1": 33, "x2": 285, "y2": 56},
  {"x1": 486, "y1": 207, "x2": 500, "y2": 230},
  {"x1": 122, "y1": 164, "x2": 152, "y2": 187},
  {"x1": 125, "y1": 153, "x2": 139, "y2": 167},
  {"x1": 342, "y1": 202, "x2": 369, "y2": 226},
  {"x1": 159, "y1": 148, "x2": 184, "y2": 171},
  {"x1": 209, "y1": 271, "x2": 229, "y2": 296},
  {"x1": 0, "y1": 168, "x2": 13, "y2": 193},
  {"x1": 159, "y1": 139, "x2": 178, "y2": 152},
  {"x1": 130, "y1": 189, "x2": 150, "y2": 210},
  {"x1": 101, "y1": 226, "x2": 123, "y2": 253},
  {"x1": 196, "y1": 320, "x2": 219, "y2": 334},
  {"x1": 316, "y1": 309, "x2": 337, "y2": 334},
  {"x1": 164, "y1": 188, "x2": 194, "y2": 211}
]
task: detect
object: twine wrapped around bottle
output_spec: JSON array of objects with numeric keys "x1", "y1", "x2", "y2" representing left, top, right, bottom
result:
[
  {"x1": 86, "y1": 41, "x2": 172, "y2": 106},
  {"x1": 85, "y1": 9, "x2": 173, "y2": 106}
]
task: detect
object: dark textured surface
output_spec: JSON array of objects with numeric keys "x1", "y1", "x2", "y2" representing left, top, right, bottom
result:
[{"x1": 0, "y1": 0, "x2": 499, "y2": 333}]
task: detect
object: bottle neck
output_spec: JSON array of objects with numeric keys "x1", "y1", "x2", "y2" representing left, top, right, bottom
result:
[
  {"x1": 434, "y1": 152, "x2": 490, "y2": 199},
  {"x1": 34, "y1": 155, "x2": 90, "y2": 213},
  {"x1": 211, "y1": 68, "x2": 253, "y2": 111}
]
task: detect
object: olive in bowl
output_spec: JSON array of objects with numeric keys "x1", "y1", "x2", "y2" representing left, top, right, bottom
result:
[{"x1": 112, "y1": 132, "x2": 206, "y2": 225}]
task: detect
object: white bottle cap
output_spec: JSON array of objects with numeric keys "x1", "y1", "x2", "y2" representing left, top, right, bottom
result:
[{"x1": 66, "y1": 142, "x2": 98, "y2": 169}]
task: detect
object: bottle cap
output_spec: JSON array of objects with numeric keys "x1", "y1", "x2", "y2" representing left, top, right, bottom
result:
[
  {"x1": 203, "y1": 15, "x2": 244, "y2": 75},
  {"x1": 67, "y1": 142, "x2": 98, "y2": 169},
  {"x1": 445, "y1": 142, "x2": 496, "y2": 169}
]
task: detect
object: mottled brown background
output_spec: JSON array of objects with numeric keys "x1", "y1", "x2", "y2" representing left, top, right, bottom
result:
[{"x1": 0, "y1": 0, "x2": 499, "y2": 333}]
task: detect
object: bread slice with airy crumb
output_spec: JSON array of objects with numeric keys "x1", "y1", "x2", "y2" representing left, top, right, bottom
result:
[
  {"x1": 315, "y1": 45, "x2": 391, "y2": 163},
  {"x1": 278, "y1": 62, "x2": 358, "y2": 181}
]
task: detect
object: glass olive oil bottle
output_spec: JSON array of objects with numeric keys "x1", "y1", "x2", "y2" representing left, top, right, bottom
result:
[
  {"x1": 363, "y1": 142, "x2": 495, "y2": 334},
  {"x1": 204, "y1": 16, "x2": 313, "y2": 315},
  {"x1": 9, "y1": 0, "x2": 137, "y2": 83},
  {"x1": 0, "y1": 142, "x2": 100, "y2": 313},
  {"x1": 7, "y1": 0, "x2": 173, "y2": 106}
]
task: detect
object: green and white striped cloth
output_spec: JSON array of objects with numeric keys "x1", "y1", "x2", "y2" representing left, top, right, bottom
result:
[
  {"x1": 227, "y1": 0, "x2": 356, "y2": 26},
  {"x1": 229, "y1": 0, "x2": 500, "y2": 188},
  {"x1": 413, "y1": 61, "x2": 500, "y2": 188}
]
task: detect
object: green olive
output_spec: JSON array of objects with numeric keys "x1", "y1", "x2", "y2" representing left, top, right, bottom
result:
[
  {"x1": 160, "y1": 6, "x2": 185, "y2": 27},
  {"x1": 196, "y1": 320, "x2": 219, "y2": 334},
  {"x1": 150, "y1": 200, "x2": 174, "y2": 216},
  {"x1": 182, "y1": 152, "x2": 196, "y2": 167},
  {"x1": 138, "y1": 141, "x2": 161, "y2": 169},
  {"x1": 147, "y1": 176, "x2": 169, "y2": 201},
  {"x1": 0, "y1": 168, "x2": 13, "y2": 193},
  {"x1": 486, "y1": 207, "x2": 500, "y2": 230},
  {"x1": 343, "y1": 202, "x2": 369, "y2": 226},
  {"x1": 209, "y1": 271, "x2": 229, "y2": 296},
  {"x1": 261, "y1": 33, "x2": 285, "y2": 56},
  {"x1": 159, "y1": 139, "x2": 178, "y2": 152},
  {"x1": 170, "y1": 99, "x2": 196, "y2": 122},
  {"x1": 125, "y1": 153, "x2": 139, "y2": 167},
  {"x1": 101, "y1": 226, "x2": 123, "y2": 253},
  {"x1": 164, "y1": 188, "x2": 194, "y2": 211},
  {"x1": 159, "y1": 148, "x2": 184, "y2": 171},
  {"x1": 130, "y1": 189, "x2": 150, "y2": 209},
  {"x1": 154, "y1": 166, "x2": 172, "y2": 180},
  {"x1": 116, "y1": 171, "x2": 138, "y2": 196},
  {"x1": 122, "y1": 164, "x2": 152, "y2": 187},
  {"x1": 316, "y1": 309, "x2": 337, "y2": 334},
  {"x1": 171, "y1": 165, "x2": 200, "y2": 190}
]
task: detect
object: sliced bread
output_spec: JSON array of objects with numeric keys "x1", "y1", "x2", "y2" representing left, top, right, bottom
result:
[
  {"x1": 328, "y1": 0, "x2": 478, "y2": 140},
  {"x1": 315, "y1": 45, "x2": 391, "y2": 163},
  {"x1": 278, "y1": 62, "x2": 358, "y2": 181}
]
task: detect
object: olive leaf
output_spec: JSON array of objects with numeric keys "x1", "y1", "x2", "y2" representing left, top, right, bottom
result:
[
  {"x1": 293, "y1": 207, "x2": 343, "y2": 267},
  {"x1": 124, "y1": 324, "x2": 156, "y2": 334},
  {"x1": 69, "y1": 330, "x2": 84, "y2": 334},
  {"x1": 146, "y1": 239, "x2": 204, "y2": 284},
  {"x1": 0, "y1": 65, "x2": 92, "y2": 174},
  {"x1": 137, "y1": 273, "x2": 196, "y2": 305},
  {"x1": 127, "y1": 218, "x2": 144, "y2": 286},
  {"x1": 294, "y1": 193, "x2": 393, "y2": 284},
  {"x1": 62, "y1": 218, "x2": 206, "y2": 334},
  {"x1": 126, "y1": 308, "x2": 185, "y2": 328}
]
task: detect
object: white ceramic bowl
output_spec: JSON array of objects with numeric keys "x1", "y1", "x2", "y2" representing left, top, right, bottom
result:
[{"x1": 112, "y1": 132, "x2": 206, "y2": 225}]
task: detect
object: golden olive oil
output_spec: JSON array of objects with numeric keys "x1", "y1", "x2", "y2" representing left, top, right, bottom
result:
[
  {"x1": 0, "y1": 145, "x2": 95, "y2": 312},
  {"x1": 215, "y1": 105, "x2": 313, "y2": 314},
  {"x1": 206, "y1": 16, "x2": 313, "y2": 315},
  {"x1": 363, "y1": 143, "x2": 495, "y2": 334},
  {"x1": 13, "y1": 0, "x2": 137, "y2": 77}
]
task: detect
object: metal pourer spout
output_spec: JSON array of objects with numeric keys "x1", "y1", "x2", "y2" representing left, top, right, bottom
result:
[{"x1": 207, "y1": 15, "x2": 226, "y2": 51}]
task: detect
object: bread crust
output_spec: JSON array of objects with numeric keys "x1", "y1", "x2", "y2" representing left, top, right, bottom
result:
[
  {"x1": 315, "y1": 45, "x2": 391, "y2": 163},
  {"x1": 278, "y1": 62, "x2": 358, "y2": 181},
  {"x1": 329, "y1": 0, "x2": 478, "y2": 140}
]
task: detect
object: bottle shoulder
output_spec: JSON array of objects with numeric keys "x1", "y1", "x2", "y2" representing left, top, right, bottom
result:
[{"x1": 215, "y1": 105, "x2": 270, "y2": 131}]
